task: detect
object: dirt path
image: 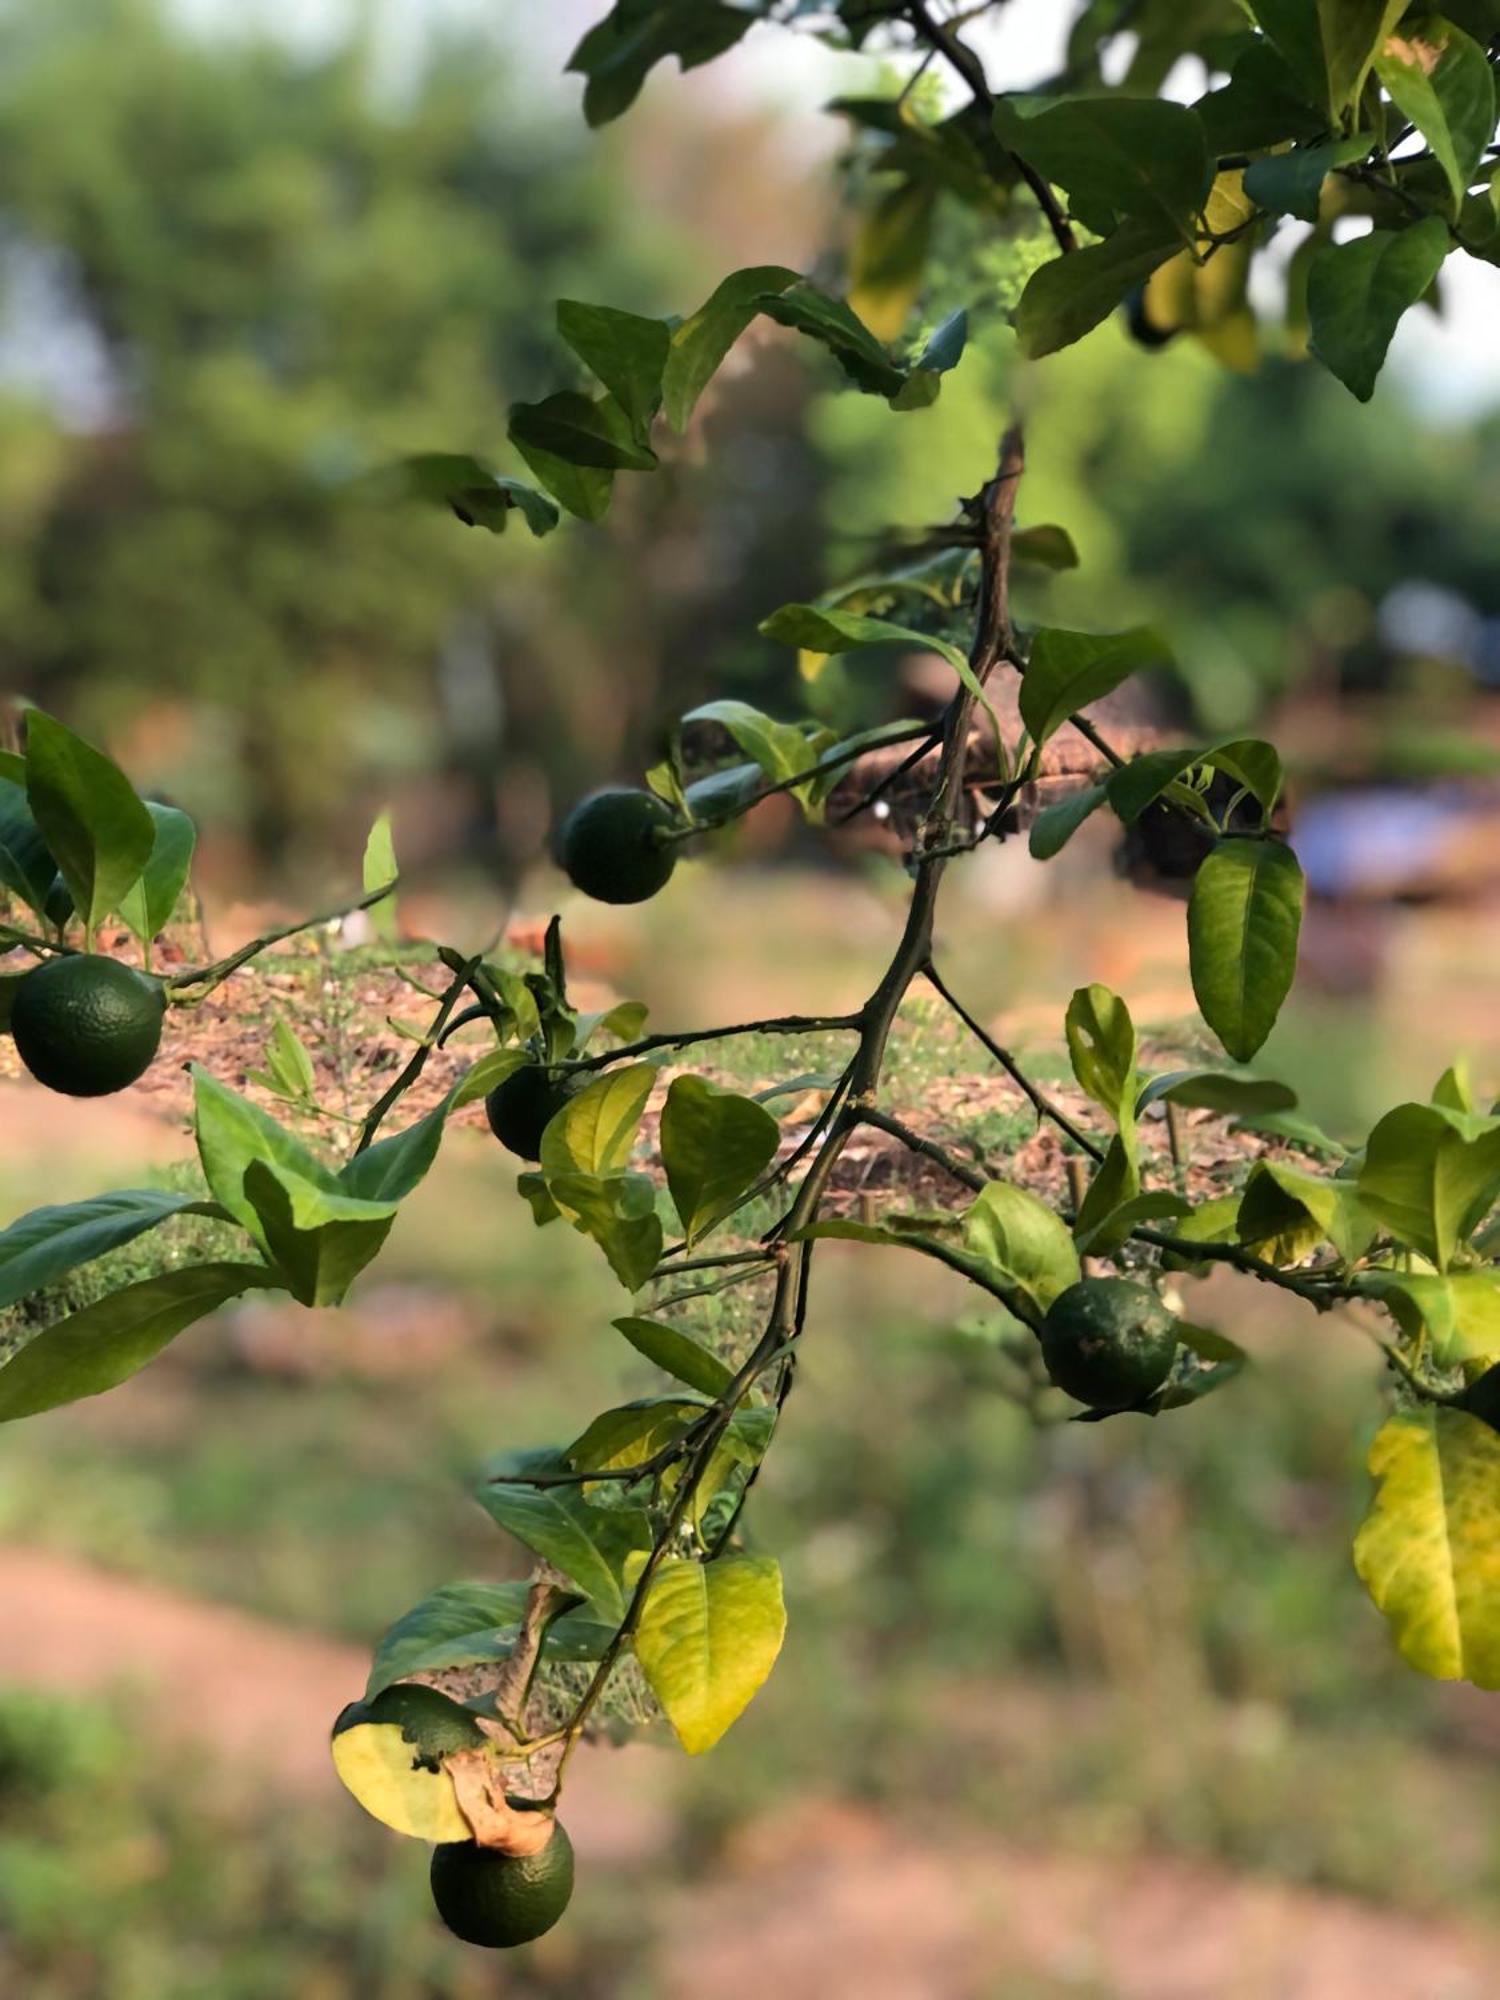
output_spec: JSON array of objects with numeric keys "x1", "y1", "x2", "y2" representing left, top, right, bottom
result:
[{"x1": 4, "y1": 1544, "x2": 1500, "y2": 1997}]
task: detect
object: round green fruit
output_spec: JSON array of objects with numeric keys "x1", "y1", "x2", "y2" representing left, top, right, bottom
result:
[
  {"x1": 10, "y1": 953, "x2": 166, "y2": 1097},
  {"x1": 430, "y1": 1822, "x2": 575, "y2": 1949},
  {"x1": 1040, "y1": 1277, "x2": 1177, "y2": 1411},
  {"x1": 484, "y1": 1063, "x2": 582, "y2": 1162},
  {"x1": 558, "y1": 788, "x2": 678, "y2": 905}
]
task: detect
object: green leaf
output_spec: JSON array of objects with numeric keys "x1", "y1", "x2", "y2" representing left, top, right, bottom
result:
[
  {"x1": 1319, "y1": 0, "x2": 1409, "y2": 116},
  {"x1": 477, "y1": 1457, "x2": 649, "y2": 1621},
  {"x1": 613, "y1": 1315, "x2": 735, "y2": 1398},
  {"x1": 1238, "y1": 1160, "x2": 1375, "y2": 1263},
  {"x1": 117, "y1": 802, "x2": 196, "y2": 946},
  {"x1": 1029, "y1": 782, "x2": 1108, "y2": 860},
  {"x1": 367, "y1": 1582, "x2": 533, "y2": 1696},
  {"x1": 1358, "y1": 1270, "x2": 1500, "y2": 1364},
  {"x1": 759, "y1": 604, "x2": 996, "y2": 730},
  {"x1": 1243, "y1": 133, "x2": 1375, "y2": 222},
  {"x1": 682, "y1": 699, "x2": 822, "y2": 801},
  {"x1": 759, "y1": 280, "x2": 908, "y2": 399},
  {"x1": 249, "y1": 1017, "x2": 318, "y2": 1104},
  {"x1": 660, "y1": 1075, "x2": 779, "y2": 1245},
  {"x1": 0, "y1": 1263, "x2": 271, "y2": 1421},
  {"x1": 961, "y1": 1181, "x2": 1082, "y2": 1310},
  {"x1": 1187, "y1": 838, "x2": 1304, "y2": 1062},
  {"x1": 994, "y1": 95, "x2": 1210, "y2": 238},
  {"x1": 1020, "y1": 627, "x2": 1174, "y2": 748},
  {"x1": 556, "y1": 299, "x2": 671, "y2": 435},
  {"x1": 192, "y1": 1067, "x2": 337, "y2": 1245},
  {"x1": 661, "y1": 266, "x2": 799, "y2": 430},
  {"x1": 1358, "y1": 1101, "x2": 1500, "y2": 1268},
  {"x1": 1433, "y1": 1060, "x2": 1476, "y2": 1114},
  {"x1": 339, "y1": 1095, "x2": 454, "y2": 1205},
  {"x1": 1252, "y1": 0, "x2": 1332, "y2": 110},
  {"x1": 1065, "y1": 984, "x2": 1138, "y2": 1125},
  {"x1": 1136, "y1": 1069, "x2": 1298, "y2": 1117},
  {"x1": 375, "y1": 453, "x2": 560, "y2": 535},
  {"x1": 451, "y1": 1047, "x2": 530, "y2": 1111},
  {"x1": 242, "y1": 1161, "x2": 396, "y2": 1308},
  {"x1": 1108, "y1": 739, "x2": 1286, "y2": 822},
  {"x1": 508, "y1": 390, "x2": 657, "y2": 473},
  {"x1": 567, "y1": 1396, "x2": 702, "y2": 1484},
  {"x1": 541, "y1": 1064, "x2": 656, "y2": 1178},
  {"x1": 1012, "y1": 524, "x2": 1080, "y2": 571},
  {"x1": 1153, "y1": 1320, "x2": 1249, "y2": 1411},
  {"x1": 24, "y1": 711, "x2": 154, "y2": 939},
  {"x1": 1354, "y1": 1406, "x2": 1500, "y2": 1687},
  {"x1": 1376, "y1": 17, "x2": 1495, "y2": 213},
  {"x1": 913, "y1": 306, "x2": 968, "y2": 375},
  {"x1": 1307, "y1": 217, "x2": 1451, "y2": 401},
  {"x1": 0, "y1": 774, "x2": 57, "y2": 917},
  {"x1": 360, "y1": 811, "x2": 398, "y2": 946},
  {"x1": 632, "y1": 1554, "x2": 786, "y2": 1753},
  {"x1": 0, "y1": 1189, "x2": 230, "y2": 1315},
  {"x1": 1072, "y1": 1133, "x2": 1145, "y2": 1253},
  {"x1": 567, "y1": 0, "x2": 754, "y2": 127},
  {"x1": 1014, "y1": 218, "x2": 1181, "y2": 359},
  {"x1": 1197, "y1": 39, "x2": 1328, "y2": 153},
  {"x1": 548, "y1": 1169, "x2": 665, "y2": 1290}
]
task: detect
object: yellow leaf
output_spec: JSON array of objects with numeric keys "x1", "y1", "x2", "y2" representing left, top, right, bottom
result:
[
  {"x1": 1354, "y1": 1407, "x2": 1500, "y2": 1688},
  {"x1": 633, "y1": 1554, "x2": 785, "y2": 1753}
]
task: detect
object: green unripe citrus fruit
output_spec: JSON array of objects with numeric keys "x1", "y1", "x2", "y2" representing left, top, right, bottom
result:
[
  {"x1": 10, "y1": 953, "x2": 166, "y2": 1097},
  {"x1": 430, "y1": 1822, "x2": 575, "y2": 1949},
  {"x1": 484, "y1": 1063, "x2": 582, "y2": 1162},
  {"x1": 558, "y1": 788, "x2": 678, "y2": 905},
  {"x1": 1040, "y1": 1277, "x2": 1177, "y2": 1410}
]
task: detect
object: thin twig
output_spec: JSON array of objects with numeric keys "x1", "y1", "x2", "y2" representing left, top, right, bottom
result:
[
  {"x1": 923, "y1": 961, "x2": 1107, "y2": 1160},
  {"x1": 166, "y1": 881, "x2": 399, "y2": 997}
]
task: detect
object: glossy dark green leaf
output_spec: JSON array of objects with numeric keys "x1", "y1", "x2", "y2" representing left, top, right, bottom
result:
[
  {"x1": 0, "y1": 1263, "x2": 272, "y2": 1422},
  {"x1": 339, "y1": 1093, "x2": 455, "y2": 1204},
  {"x1": 660, "y1": 1075, "x2": 779, "y2": 1245},
  {"x1": 1019, "y1": 626, "x2": 1174, "y2": 747},
  {"x1": 1188, "y1": 838, "x2": 1304, "y2": 1062},
  {"x1": 1307, "y1": 218, "x2": 1450, "y2": 401},
  {"x1": 0, "y1": 1188, "x2": 233, "y2": 1315},
  {"x1": 1014, "y1": 219, "x2": 1181, "y2": 358},
  {"x1": 1196, "y1": 41, "x2": 1327, "y2": 153},
  {"x1": 24, "y1": 711, "x2": 154, "y2": 938},
  {"x1": 661, "y1": 265, "x2": 799, "y2": 430},
  {"x1": 1028, "y1": 782, "x2": 1108, "y2": 860},
  {"x1": 567, "y1": 0, "x2": 754, "y2": 127},
  {"x1": 1251, "y1": 0, "x2": 1330, "y2": 108},
  {"x1": 994, "y1": 95, "x2": 1210, "y2": 237},
  {"x1": 118, "y1": 802, "x2": 196, "y2": 945},
  {"x1": 556, "y1": 299, "x2": 671, "y2": 434},
  {"x1": 367, "y1": 1581, "x2": 533, "y2": 1695},
  {"x1": 1243, "y1": 133, "x2": 1373, "y2": 221},
  {"x1": 0, "y1": 774, "x2": 58, "y2": 916},
  {"x1": 508, "y1": 390, "x2": 657, "y2": 473}
]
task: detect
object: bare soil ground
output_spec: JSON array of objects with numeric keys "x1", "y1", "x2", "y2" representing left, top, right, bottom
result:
[{"x1": 2, "y1": 1544, "x2": 1498, "y2": 1999}]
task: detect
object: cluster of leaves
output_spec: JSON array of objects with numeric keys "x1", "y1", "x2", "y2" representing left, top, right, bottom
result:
[
  {"x1": 1, "y1": 713, "x2": 195, "y2": 966},
  {"x1": 564, "y1": 0, "x2": 1500, "y2": 404}
]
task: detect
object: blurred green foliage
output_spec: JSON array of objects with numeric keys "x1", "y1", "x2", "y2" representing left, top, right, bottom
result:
[{"x1": 0, "y1": 0, "x2": 679, "y2": 868}]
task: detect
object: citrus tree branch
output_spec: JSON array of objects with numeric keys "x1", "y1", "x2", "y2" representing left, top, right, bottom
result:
[{"x1": 922, "y1": 960, "x2": 1107, "y2": 1159}]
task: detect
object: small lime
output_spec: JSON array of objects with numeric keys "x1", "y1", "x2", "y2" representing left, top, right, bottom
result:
[
  {"x1": 1040, "y1": 1277, "x2": 1177, "y2": 1411},
  {"x1": 430, "y1": 1822, "x2": 575, "y2": 1949},
  {"x1": 485, "y1": 1064, "x2": 582, "y2": 1162},
  {"x1": 558, "y1": 789, "x2": 678, "y2": 905},
  {"x1": 10, "y1": 953, "x2": 165, "y2": 1097}
]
